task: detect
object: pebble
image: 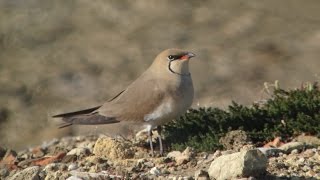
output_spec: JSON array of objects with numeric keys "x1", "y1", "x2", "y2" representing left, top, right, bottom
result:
[
  {"x1": 149, "y1": 167, "x2": 161, "y2": 176},
  {"x1": 67, "y1": 147, "x2": 90, "y2": 156},
  {"x1": 68, "y1": 163, "x2": 78, "y2": 171}
]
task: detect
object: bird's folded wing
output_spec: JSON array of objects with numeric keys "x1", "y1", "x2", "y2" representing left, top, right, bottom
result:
[{"x1": 98, "y1": 78, "x2": 167, "y2": 122}]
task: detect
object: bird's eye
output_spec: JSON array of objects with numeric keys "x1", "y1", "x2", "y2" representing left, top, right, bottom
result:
[{"x1": 167, "y1": 55, "x2": 175, "y2": 61}]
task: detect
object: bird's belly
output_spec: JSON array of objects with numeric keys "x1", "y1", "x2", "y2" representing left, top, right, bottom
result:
[{"x1": 143, "y1": 97, "x2": 192, "y2": 127}]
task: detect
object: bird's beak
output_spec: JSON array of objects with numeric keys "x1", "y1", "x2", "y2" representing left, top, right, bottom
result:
[
  {"x1": 180, "y1": 52, "x2": 196, "y2": 60},
  {"x1": 187, "y1": 52, "x2": 196, "y2": 59}
]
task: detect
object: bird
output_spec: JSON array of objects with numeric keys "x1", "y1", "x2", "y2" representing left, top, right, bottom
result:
[{"x1": 53, "y1": 48, "x2": 195, "y2": 156}]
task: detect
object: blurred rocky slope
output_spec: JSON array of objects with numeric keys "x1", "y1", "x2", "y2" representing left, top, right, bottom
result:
[{"x1": 1, "y1": 0, "x2": 320, "y2": 149}]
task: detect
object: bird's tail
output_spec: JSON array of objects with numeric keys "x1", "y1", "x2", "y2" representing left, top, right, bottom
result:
[
  {"x1": 53, "y1": 106, "x2": 101, "y2": 118},
  {"x1": 53, "y1": 106, "x2": 119, "y2": 128}
]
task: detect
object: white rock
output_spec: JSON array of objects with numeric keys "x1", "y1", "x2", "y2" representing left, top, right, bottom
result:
[
  {"x1": 208, "y1": 149, "x2": 267, "y2": 180},
  {"x1": 149, "y1": 167, "x2": 161, "y2": 176},
  {"x1": 68, "y1": 163, "x2": 78, "y2": 171},
  {"x1": 166, "y1": 147, "x2": 192, "y2": 165},
  {"x1": 66, "y1": 176, "x2": 83, "y2": 180},
  {"x1": 167, "y1": 151, "x2": 182, "y2": 159}
]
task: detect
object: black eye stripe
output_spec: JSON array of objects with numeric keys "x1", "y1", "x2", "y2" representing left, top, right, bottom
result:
[{"x1": 168, "y1": 55, "x2": 182, "y2": 61}]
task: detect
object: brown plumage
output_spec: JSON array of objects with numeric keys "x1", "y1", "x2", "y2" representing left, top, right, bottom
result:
[{"x1": 53, "y1": 48, "x2": 196, "y2": 155}]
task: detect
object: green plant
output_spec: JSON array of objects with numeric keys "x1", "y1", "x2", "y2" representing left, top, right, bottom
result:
[{"x1": 164, "y1": 82, "x2": 320, "y2": 152}]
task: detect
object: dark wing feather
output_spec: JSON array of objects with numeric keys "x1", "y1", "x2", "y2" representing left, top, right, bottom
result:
[
  {"x1": 107, "y1": 89, "x2": 126, "y2": 102},
  {"x1": 53, "y1": 106, "x2": 101, "y2": 118},
  {"x1": 58, "y1": 112, "x2": 119, "y2": 128},
  {"x1": 53, "y1": 106, "x2": 119, "y2": 128}
]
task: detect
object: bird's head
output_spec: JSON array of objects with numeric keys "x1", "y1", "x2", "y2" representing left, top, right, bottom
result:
[{"x1": 151, "y1": 48, "x2": 196, "y2": 76}]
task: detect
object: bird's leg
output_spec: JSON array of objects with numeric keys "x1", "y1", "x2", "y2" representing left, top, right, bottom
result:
[
  {"x1": 157, "y1": 126, "x2": 163, "y2": 156},
  {"x1": 148, "y1": 129, "x2": 154, "y2": 157}
]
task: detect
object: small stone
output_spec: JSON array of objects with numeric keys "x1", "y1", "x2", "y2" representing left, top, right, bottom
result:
[
  {"x1": 303, "y1": 148, "x2": 316, "y2": 157},
  {"x1": 291, "y1": 149, "x2": 299, "y2": 154},
  {"x1": 213, "y1": 150, "x2": 221, "y2": 157},
  {"x1": 66, "y1": 176, "x2": 83, "y2": 180},
  {"x1": 67, "y1": 147, "x2": 90, "y2": 156},
  {"x1": 93, "y1": 137, "x2": 134, "y2": 160},
  {"x1": 149, "y1": 167, "x2": 161, "y2": 176},
  {"x1": 167, "y1": 151, "x2": 182, "y2": 159},
  {"x1": 44, "y1": 163, "x2": 58, "y2": 172},
  {"x1": 9, "y1": 166, "x2": 40, "y2": 180},
  {"x1": 208, "y1": 149, "x2": 267, "y2": 180},
  {"x1": 166, "y1": 147, "x2": 192, "y2": 165},
  {"x1": 144, "y1": 161, "x2": 155, "y2": 168},
  {"x1": 38, "y1": 171, "x2": 46, "y2": 179}
]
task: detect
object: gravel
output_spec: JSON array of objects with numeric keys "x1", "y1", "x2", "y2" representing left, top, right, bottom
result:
[{"x1": 0, "y1": 134, "x2": 319, "y2": 179}]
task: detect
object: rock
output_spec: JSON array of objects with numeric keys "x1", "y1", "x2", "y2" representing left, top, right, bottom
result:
[
  {"x1": 194, "y1": 169, "x2": 209, "y2": 180},
  {"x1": 67, "y1": 147, "x2": 90, "y2": 156},
  {"x1": 149, "y1": 167, "x2": 161, "y2": 176},
  {"x1": 257, "y1": 147, "x2": 283, "y2": 157},
  {"x1": 208, "y1": 149, "x2": 267, "y2": 180},
  {"x1": 219, "y1": 130, "x2": 251, "y2": 151},
  {"x1": 44, "y1": 163, "x2": 58, "y2": 171},
  {"x1": 68, "y1": 163, "x2": 78, "y2": 171},
  {"x1": 167, "y1": 147, "x2": 192, "y2": 165},
  {"x1": 67, "y1": 176, "x2": 83, "y2": 180},
  {"x1": 8, "y1": 166, "x2": 40, "y2": 180},
  {"x1": 167, "y1": 151, "x2": 182, "y2": 159},
  {"x1": 279, "y1": 142, "x2": 307, "y2": 153},
  {"x1": 144, "y1": 161, "x2": 155, "y2": 168},
  {"x1": 296, "y1": 135, "x2": 320, "y2": 146},
  {"x1": 93, "y1": 137, "x2": 134, "y2": 160}
]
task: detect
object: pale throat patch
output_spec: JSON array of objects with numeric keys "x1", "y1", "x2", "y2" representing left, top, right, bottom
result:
[{"x1": 144, "y1": 101, "x2": 173, "y2": 122}]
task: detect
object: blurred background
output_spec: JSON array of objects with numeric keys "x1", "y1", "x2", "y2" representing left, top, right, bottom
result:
[{"x1": 1, "y1": 0, "x2": 320, "y2": 150}]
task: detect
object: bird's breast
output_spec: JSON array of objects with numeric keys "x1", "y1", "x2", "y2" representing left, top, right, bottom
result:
[{"x1": 143, "y1": 76, "x2": 194, "y2": 126}]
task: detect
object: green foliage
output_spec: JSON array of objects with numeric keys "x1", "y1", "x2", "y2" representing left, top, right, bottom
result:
[{"x1": 164, "y1": 83, "x2": 320, "y2": 152}]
